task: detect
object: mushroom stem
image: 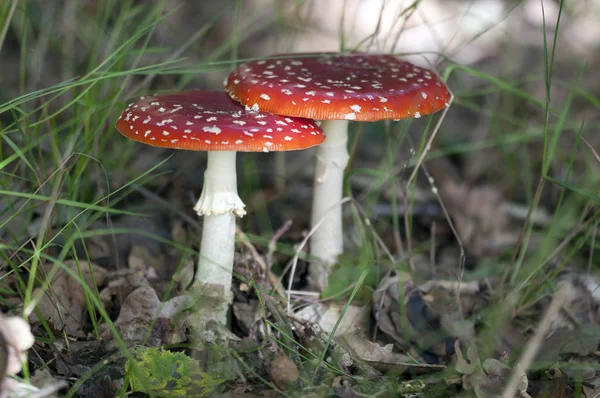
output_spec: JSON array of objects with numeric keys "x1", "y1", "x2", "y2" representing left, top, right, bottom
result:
[
  {"x1": 309, "y1": 119, "x2": 350, "y2": 289},
  {"x1": 195, "y1": 151, "x2": 244, "y2": 325}
]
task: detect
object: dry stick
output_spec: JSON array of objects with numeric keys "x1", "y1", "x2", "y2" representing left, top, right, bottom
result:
[
  {"x1": 267, "y1": 219, "x2": 293, "y2": 269},
  {"x1": 502, "y1": 282, "x2": 571, "y2": 398},
  {"x1": 286, "y1": 197, "x2": 352, "y2": 314},
  {"x1": 581, "y1": 136, "x2": 600, "y2": 165}
]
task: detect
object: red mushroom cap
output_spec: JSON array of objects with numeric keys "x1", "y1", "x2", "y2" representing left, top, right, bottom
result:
[
  {"x1": 115, "y1": 91, "x2": 325, "y2": 152},
  {"x1": 226, "y1": 53, "x2": 451, "y2": 122}
]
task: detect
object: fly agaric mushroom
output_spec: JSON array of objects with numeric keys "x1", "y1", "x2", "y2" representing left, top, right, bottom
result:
[
  {"x1": 115, "y1": 91, "x2": 324, "y2": 327},
  {"x1": 226, "y1": 53, "x2": 452, "y2": 289}
]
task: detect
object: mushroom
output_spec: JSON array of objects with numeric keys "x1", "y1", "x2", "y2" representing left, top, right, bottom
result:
[
  {"x1": 225, "y1": 53, "x2": 452, "y2": 289},
  {"x1": 115, "y1": 91, "x2": 324, "y2": 328}
]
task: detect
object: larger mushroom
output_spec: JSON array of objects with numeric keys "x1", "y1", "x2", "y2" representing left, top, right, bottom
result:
[
  {"x1": 226, "y1": 53, "x2": 452, "y2": 289},
  {"x1": 115, "y1": 91, "x2": 324, "y2": 327}
]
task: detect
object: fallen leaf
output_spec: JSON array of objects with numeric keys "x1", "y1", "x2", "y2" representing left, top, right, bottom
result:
[
  {"x1": 537, "y1": 324, "x2": 600, "y2": 363},
  {"x1": 269, "y1": 354, "x2": 299, "y2": 390},
  {"x1": 31, "y1": 260, "x2": 107, "y2": 337},
  {"x1": 340, "y1": 331, "x2": 412, "y2": 370},
  {"x1": 128, "y1": 245, "x2": 164, "y2": 281},
  {"x1": 294, "y1": 303, "x2": 369, "y2": 337},
  {"x1": 106, "y1": 286, "x2": 192, "y2": 346},
  {"x1": 455, "y1": 341, "x2": 531, "y2": 398}
]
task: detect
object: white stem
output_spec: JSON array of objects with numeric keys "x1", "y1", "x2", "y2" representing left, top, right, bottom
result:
[
  {"x1": 309, "y1": 119, "x2": 350, "y2": 289},
  {"x1": 194, "y1": 151, "x2": 243, "y2": 326},
  {"x1": 196, "y1": 213, "x2": 236, "y2": 293},
  {"x1": 194, "y1": 151, "x2": 246, "y2": 217}
]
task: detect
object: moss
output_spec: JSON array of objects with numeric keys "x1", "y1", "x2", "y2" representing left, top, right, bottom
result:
[{"x1": 126, "y1": 347, "x2": 225, "y2": 397}]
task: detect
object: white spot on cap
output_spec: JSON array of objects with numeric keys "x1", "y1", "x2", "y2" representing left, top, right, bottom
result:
[
  {"x1": 414, "y1": 111, "x2": 421, "y2": 118},
  {"x1": 421, "y1": 92, "x2": 428, "y2": 99},
  {"x1": 350, "y1": 104, "x2": 361, "y2": 113},
  {"x1": 203, "y1": 126, "x2": 222, "y2": 134},
  {"x1": 284, "y1": 136, "x2": 292, "y2": 141},
  {"x1": 379, "y1": 97, "x2": 388, "y2": 103},
  {"x1": 235, "y1": 140, "x2": 243, "y2": 144},
  {"x1": 260, "y1": 93, "x2": 271, "y2": 101},
  {"x1": 162, "y1": 131, "x2": 170, "y2": 136},
  {"x1": 343, "y1": 113, "x2": 356, "y2": 120}
]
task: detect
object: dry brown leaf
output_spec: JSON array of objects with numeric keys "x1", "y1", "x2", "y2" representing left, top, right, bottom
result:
[
  {"x1": 373, "y1": 273, "x2": 483, "y2": 362},
  {"x1": 269, "y1": 354, "x2": 299, "y2": 390},
  {"x1": 31, "y1": 260, "x2": 107, "y2": 337},
  {"x1": 294, "y1": 303, "x2": 369, "y2": 337},
  {"x1": 99, "y1": 268, "x2": 152, "y2": 312},
  {"x1": 455, "y1": 341, "x2": 531, "y2": 398},
  {"x1": 107, "y1": 286, "x2": 192, "y2": 346},
  {"x1": 128, "y1": 245, "x2": 164, "y2": 281},
  {"x1": 340, "y1": 331, "x2": 412, "y2": 367}
]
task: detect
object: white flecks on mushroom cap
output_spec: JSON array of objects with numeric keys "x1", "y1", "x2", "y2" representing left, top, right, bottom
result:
[
  {"x1": 115, "y1": 91, "x2": 325, "y2": 152},
  {"x1": 225, "y1": 53, "x2": 451, "y2": 122}
]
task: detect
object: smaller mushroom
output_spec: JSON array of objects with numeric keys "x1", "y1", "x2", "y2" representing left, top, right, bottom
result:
[{"x1": 115, "y1": 91, "x2": 324, "y2": 330}]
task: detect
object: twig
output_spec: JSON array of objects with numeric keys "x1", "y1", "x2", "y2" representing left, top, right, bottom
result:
[
  {"x1": 502, "y1": 283, "x2": 570, "y2": 398},
  {"x1": 267, "y1": 219, "x2": 293, "y2": 269},
  {"x1": 581, "y1": 136, "x2": 600, "y2": 165}
]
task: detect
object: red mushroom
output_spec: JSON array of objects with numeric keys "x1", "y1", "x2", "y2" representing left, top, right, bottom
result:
[
  {"x1": 226, "y1": 53, "x2": 452, "y2": 289},
  {"x1": 116, "y1": 91, "x2": 324, "y2": 327}
]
